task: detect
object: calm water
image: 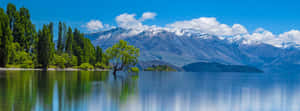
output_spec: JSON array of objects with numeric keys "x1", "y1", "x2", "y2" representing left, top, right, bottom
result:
[{"x1": 0, "y1": 71, "x2": 300, "y2": 111}]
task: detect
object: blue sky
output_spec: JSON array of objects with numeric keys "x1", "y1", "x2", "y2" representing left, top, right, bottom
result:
[{"x1": 1, "y1": 0, "x2": 300, "y2": 35}]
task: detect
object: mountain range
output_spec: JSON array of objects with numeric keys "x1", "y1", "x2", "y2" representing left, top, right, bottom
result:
[{"x1": 85, "y1": 28, "x2": 300, "y2": 72}]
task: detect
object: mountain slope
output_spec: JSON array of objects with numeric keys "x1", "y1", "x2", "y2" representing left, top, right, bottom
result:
[{"x1": 85, "y1": 28, "x2": 300, "y2": 68}]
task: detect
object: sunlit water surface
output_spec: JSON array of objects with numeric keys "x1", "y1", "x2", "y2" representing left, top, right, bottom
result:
[{"x1": 0, "y1": 71, "x2": 300, "y2": 111}]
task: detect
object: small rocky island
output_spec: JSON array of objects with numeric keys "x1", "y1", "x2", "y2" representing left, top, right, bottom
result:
[
  {"x1": 182, "y1": 62, "x2": 263, "y2": 73},
  {"x1": 144, "y1": 65, "x2": 177, "y2": 72}
]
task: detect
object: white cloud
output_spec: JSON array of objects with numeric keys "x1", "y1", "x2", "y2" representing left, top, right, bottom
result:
[
  {"x1": 167, "y1": 17, "x2": 248, "y2": 36},
  {"x1": 232, "y1": 24, "x2": 248, "y2": 35},
  {"x1": 140, "y1": 12, "x2": 156, "y2": 21},
  {"x1": 85, "y1": 20, "x2": 104, "y2": 31},
  {"x1": 85, "y1": 20, "x2": 115, "y2": 32},
  {"x1": 279, "y1": 30, "x2": 300, "y2": 45},
  {"x1": 112, "y1": 12, "x2": 300, "y2": 48},
  {"x1": 116, "y1": 13, "x2": 143, "y2": 29},
  {"x1": 115, "y1": 12, "x2": 157, "y2": 30},
  {"x1": 115, "y1": 12, "x2": 160, "y2": 36},
  {"x1": 241, "y1": 28, "x2": 281, "y2": 46}
]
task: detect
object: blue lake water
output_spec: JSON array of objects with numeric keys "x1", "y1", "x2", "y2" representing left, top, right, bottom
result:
[{"x1": 0, "y1": 71, "x2": 299, "y2": 111}]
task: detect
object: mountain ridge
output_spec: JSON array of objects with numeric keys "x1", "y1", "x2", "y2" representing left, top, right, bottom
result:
[{"x1": 85, "y1": 28, "x2": 300, "y2": 69}]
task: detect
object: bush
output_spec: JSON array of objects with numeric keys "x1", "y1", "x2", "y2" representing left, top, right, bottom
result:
[
  {"x1": 53, "y1": 54, "x2": 66, "y2": 68},
  {"x1": 20, "y1": 60, "x2": 34, "y2": 68},
  {"x1": 5, "y1": 64, "x2": 21, "y2": 68},
  {"x1": 9, "y1": 50, "x2": 33, "y2": 65},
  {"x1": 79, "y1": 63, "x2": 94, "y2": 70},
  {"x1": 129, "y1": 67, "x2": 139, "y2": 73},
  {"x1": 95, "y1": 62, "x2": 110, "y2": 69},
  {"x1": 62, "y1": 54, "x2": 77, "y2": 67}
]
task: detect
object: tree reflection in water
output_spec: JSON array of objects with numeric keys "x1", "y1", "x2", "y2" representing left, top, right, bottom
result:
[{"x1": 0, "y1": 71, "x2": 139, "y2": 111}]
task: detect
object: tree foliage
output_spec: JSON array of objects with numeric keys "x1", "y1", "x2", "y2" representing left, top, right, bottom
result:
[
  {"x1": 37, "y1": 24, "x2": 54, "y2": 69},
  {"x1": 0, "y1": 8, "x2": 13, "y2": 67},
  {"x1": 65, "y1": 27, "x2": 73, "y2": 55},
  {"x1": 106, "y1": 40, "x2": 140, "y2": 75},
  {"x1": 0, "y1": 3, "x2": 140, "y2": 74}
]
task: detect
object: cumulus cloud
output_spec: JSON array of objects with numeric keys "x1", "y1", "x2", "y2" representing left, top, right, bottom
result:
[
  {"x1": 241, "y1": 28, "x2": 281, "y2": 46},
  {"x1": 115, "y1": 12, "x2": 157, "y2": 30},
  {"x1": 115, "y1": 12, "x2": 159, "y2": 36},
  {"x1": 85, "y1": 20, "x2": 104, "y2": 31},
  {"x1": 140, "y1": 12, "x2": 156, "y2": 21},
  {"x1": 116, "y1": 13, "x2": 143, "y2": 29},
  {"x1": 279, "y1": 30, "x2": 300, "y2": 45},
  {"x1": 167, "y1": 17, "x2": 248, "y2": 36}
]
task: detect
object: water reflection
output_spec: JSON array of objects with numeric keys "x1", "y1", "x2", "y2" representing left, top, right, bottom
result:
[{"x1": 0, "y1": 71, "x2": 300, "y2": 111}]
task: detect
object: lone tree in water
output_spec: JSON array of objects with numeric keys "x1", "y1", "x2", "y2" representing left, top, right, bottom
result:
[{"x1": 106, "y1": 40, "x2": 139, "y2": 76}]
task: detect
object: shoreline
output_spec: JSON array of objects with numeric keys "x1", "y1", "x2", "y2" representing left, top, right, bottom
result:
[{"x1": 0, "y1": 68, "x2": 110, "y2": 71}]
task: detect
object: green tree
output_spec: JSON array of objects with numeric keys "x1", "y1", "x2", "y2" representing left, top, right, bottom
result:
[
  {"x1": 6, "y1": 3, "x2": 17, "y2": 30},
  {"x1": 57, "y1": 22, "x2": 63, "y2": 54},
  {"x1": 65, "y1": 27, "x2": 73, "y2": 54},
  {"x1": 71, "y1": 28, "x2": 96, "y2": 65},
  {"x1": 0, "y1": 8, "x2": 13, "y2": 67},
  {"x1": 12, "y1": 7, "x2": 35, "y2": 52},
  {"x1": 53, "y1": 54, "x2": 66, "y2": 68},
  {"x1": 37, "y1": 24, "x2": 54, "y2": 69},
  {"x1": 106, "y1": 40, "x2": 140, "y2": 75},
  {"x1": 96, "y1": 46, "x2": 103, "y2": 63}
]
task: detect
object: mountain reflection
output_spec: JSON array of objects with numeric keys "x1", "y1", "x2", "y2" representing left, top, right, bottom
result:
[{"x1": 0, "y1": 71, "x2": 300, "y2": 111}]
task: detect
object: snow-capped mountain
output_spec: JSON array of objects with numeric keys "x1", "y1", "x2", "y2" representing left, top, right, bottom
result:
[{"x1": 85, "y1": 28, "x2": 300, "y2": 69}]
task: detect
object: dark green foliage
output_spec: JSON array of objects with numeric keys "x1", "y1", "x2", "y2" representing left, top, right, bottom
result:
[
  {"x1": 96, "y1": 46, "x2": 103, "y2": 63},
  {"x1": 144, "y1": 65, "x2": 176, "y2": 72},
  {"x1": 10, "y1": 6, "x2": 35, "y2": 52},
  {"x1": 6, "y1": 3, "x2": 16, "y2": 30},
  {"x1": 65, "y1": 27, "x2": 73, "y2": 54},
  {"x1": 0, "y1": 8, "x2": 13, "y2": 67},
  {"x1": 37, "y1": 24, "x2": 54, "y2": 69},
  {"x1": 57, "y1": 22, "x2": 63, "y2": 54},
  {"x1": 71, "y1": 28, "x2": 96, "y2": 65}
]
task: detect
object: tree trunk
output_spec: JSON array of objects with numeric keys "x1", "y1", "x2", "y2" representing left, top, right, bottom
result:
[
  {"x1": 113, "y1": 69, "x2": 117, "y2": 76},
  {"x1": 113, "y1": 69, "x2": 117, "y2": 80}
]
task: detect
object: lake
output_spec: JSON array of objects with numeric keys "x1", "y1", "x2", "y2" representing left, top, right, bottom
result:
[{"x1": 0, "y1": 71, "x2": 300, "y2": 111}]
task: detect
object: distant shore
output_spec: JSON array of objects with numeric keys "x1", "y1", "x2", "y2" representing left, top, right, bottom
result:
[{"x1": 0, "y1": 67, "x2": 109, "y2": 71}]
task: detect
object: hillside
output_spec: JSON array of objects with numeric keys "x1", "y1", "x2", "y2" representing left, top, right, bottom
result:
[{"x1": 86, "y1": 28, "x2": 300, "y2": 69}]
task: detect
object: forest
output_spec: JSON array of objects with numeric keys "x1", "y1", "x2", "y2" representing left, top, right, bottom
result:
[{"x1": 0, "y1": 3, "x2": 109, "y2": 69}]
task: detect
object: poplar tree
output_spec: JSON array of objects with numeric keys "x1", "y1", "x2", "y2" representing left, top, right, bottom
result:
[
  {"x1": 65, "y1": 27, "x2": 73, "y2": 55},
  {"x1": 37, "y1": 24, "x2": 54, "y2": 69},
  {"x1": 57, "y1": 22, "x2": 63, "y2": 54},
  {"x1": 96, "y1": 46, "x2": 103, "y2": 63},
  {"x1": 0, "y1": 9, "x2": 13, "y2": 67},
  {"x1": 6, "y1": 3, "x2": 17, "y2": 30}
]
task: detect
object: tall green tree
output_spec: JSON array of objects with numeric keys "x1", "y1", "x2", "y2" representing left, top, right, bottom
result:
[
  {"x1": 12, "y1": 7, "x2": 34, "y2": 52},
  {"x1": 106, "y1": 40, "x2": 140, "y2": 75},
  {"x1": 65, "y1": 27, "x2": 73, "y2": 55},
  {"x1": 37, "y1": 24, "x2": 54, "y2": 69},
  {"x1": 96, "y1": 46, "x2": 103, "y2": 63},
  {"x1": 71, "y1": 28, "x2": 96, "y2": 65},
  {"x1": 62, "y1": 22, "x2": 67, "y2": 50},
  {"x1": 6, "y1": 3, "x2": 17, "y2": 30},
  {"x1": 0, "y1": 9, "x2": 13, "y2": 67},
  {"x1": 57, "y1": 22, "x2": 63, "y2": 54}
]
